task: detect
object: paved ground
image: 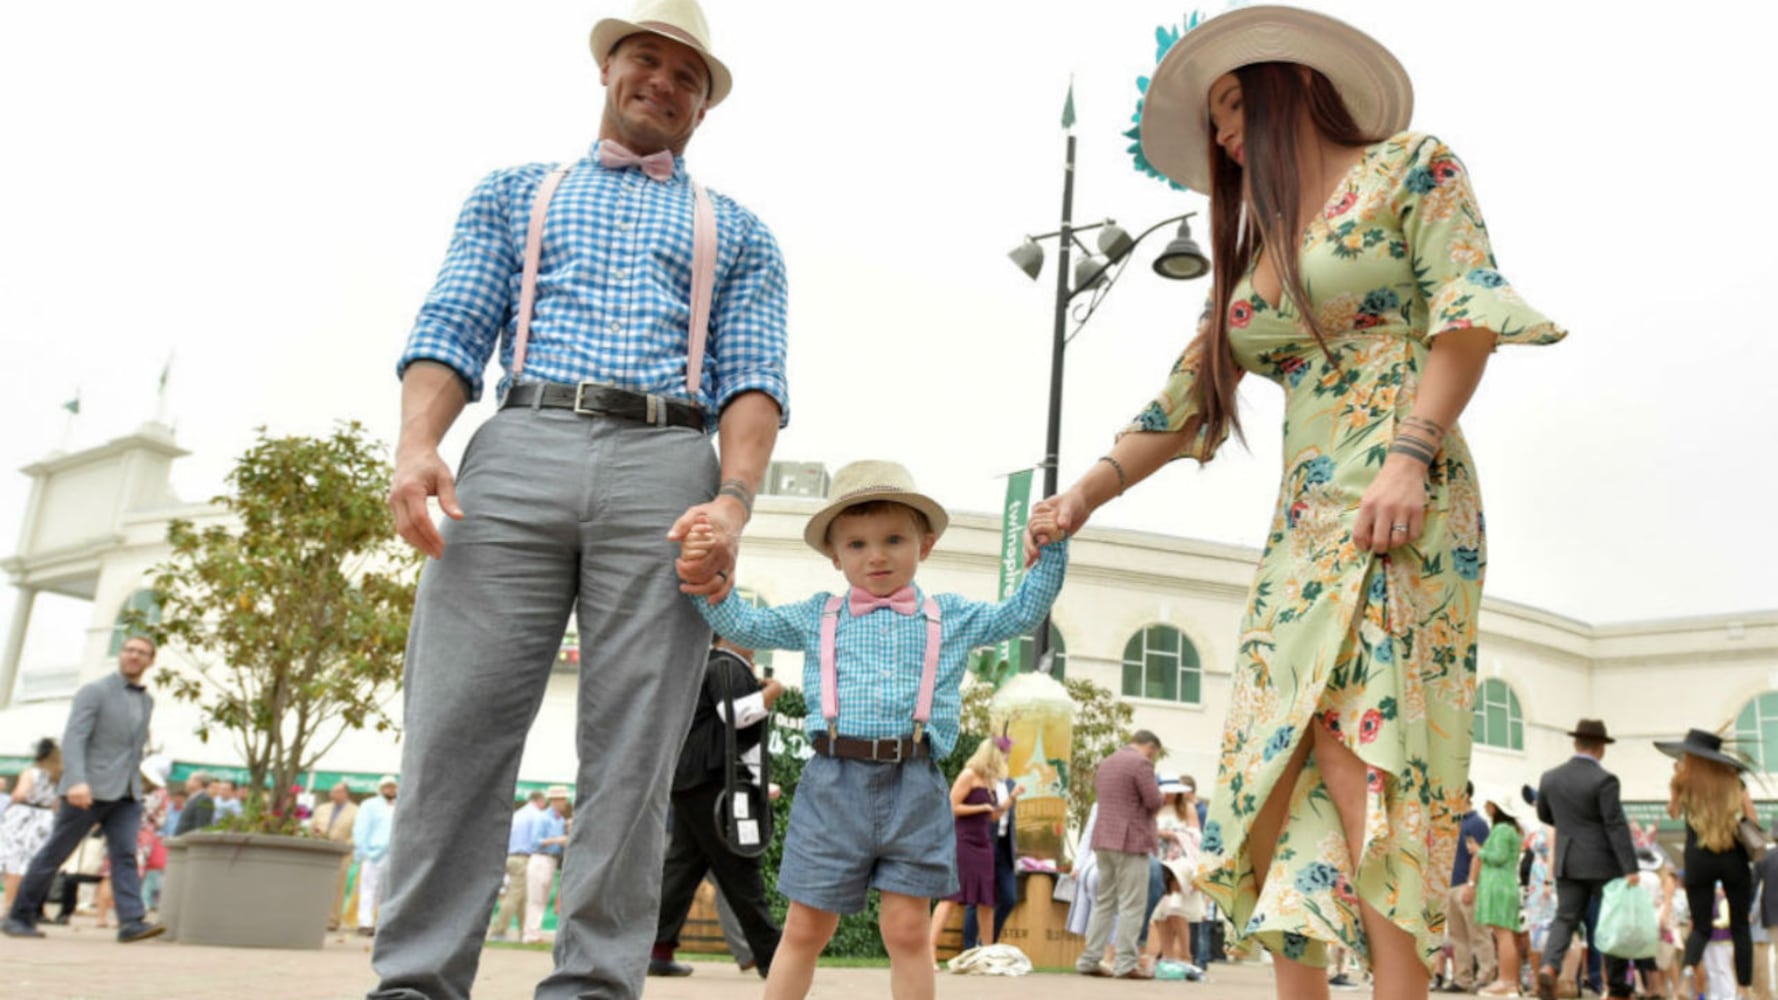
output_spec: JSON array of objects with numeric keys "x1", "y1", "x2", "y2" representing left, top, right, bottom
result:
[{"x1": 0, "y1": 914, "x2": 1332, "y2": 1000}]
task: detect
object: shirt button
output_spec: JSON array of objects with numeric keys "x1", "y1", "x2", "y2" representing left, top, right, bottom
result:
[
  {"x1": 617, "y1": 221, "x2": 632, "y2": 232},
  {"x1": 609, "y1": 321, "x2": 621, "y2": 333},
  {"x1": 614, "y1": 268, "x2": 627, "y2": 279}
]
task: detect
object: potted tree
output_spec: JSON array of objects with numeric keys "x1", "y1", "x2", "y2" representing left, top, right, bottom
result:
[{"x1": 129, "y1": 422, "x2": 418, "y2": 949}]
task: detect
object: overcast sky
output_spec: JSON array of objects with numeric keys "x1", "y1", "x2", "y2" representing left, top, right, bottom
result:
[{"x1": 2, "y1": 1, "x2": 1773, "y2": 672}]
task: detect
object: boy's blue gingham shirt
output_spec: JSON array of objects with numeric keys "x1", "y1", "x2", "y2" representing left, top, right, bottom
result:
[
  {"x1": 694, "y1": 540, "x2": 1068, "y2": 758},
  {"x1": 397, "y1": 141, "x2": 790, "y2": 430}
]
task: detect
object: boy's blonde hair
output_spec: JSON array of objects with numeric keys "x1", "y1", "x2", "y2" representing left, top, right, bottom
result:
[{"x1": 824, "y1": 500, "x2": 933, "y2": 548}]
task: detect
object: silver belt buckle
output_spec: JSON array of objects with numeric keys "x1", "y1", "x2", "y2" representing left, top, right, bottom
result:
[
  {"x1": 572, "y1": 380, "x2": 601, "y2": 417},
  {"x1": 879, "y1": 738, "x2": 903, "y2": 763}
]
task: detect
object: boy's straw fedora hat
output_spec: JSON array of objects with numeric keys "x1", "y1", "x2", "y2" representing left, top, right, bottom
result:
[{"x1": 803, "y1": 461, "x2": 949, "y2": 554}]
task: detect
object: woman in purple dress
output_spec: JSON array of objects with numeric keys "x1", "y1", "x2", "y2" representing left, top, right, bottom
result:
[{"x1": 929, "y1": 739, "x2": 1013, "y2": 966}]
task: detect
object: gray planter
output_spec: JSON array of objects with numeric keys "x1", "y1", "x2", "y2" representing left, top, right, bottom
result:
[
  {"x1": 173, "y1": 831, "x2": 351, "y2": 949},
  {"x1": 159, "y1": 838, "x2": 189, "y2": 940}
]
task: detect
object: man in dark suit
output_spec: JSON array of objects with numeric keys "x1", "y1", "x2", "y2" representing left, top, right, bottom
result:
[
  {"x1": 174, "y1": 771, "x2": 217, "y2": 836},
  {"x1": 3, "y1": 636, "x2": 163, "y2": 942},
  {"x1": 1534, "y1": 718, "x2": 1640, "y2": 1000},
  {"x1": 648, "y1": 639, "x2": 783, "y2": 979}
]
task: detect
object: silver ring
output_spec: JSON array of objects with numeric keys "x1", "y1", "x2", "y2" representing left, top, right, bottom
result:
[{"x1": 1390, "y1": 523, "x2": 1409, "y2": 533}]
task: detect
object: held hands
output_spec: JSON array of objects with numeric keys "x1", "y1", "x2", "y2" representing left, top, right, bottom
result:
[
  {"x1": 388, "y1": 447, "x2": 464, "y2": 560},
  {"x1": 1023, "y1": 491, "x2": 1087, "y2": 566},
  {"x1": 669, "y1": 502, "x2": 742, "y2": 604}
]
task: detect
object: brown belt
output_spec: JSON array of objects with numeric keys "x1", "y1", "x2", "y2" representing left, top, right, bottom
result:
[{"x1": 812, "y1": 733, "x2": 931, "y2": 763}]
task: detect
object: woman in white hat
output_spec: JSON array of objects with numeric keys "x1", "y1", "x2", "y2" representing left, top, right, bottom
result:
[
  {"x1": 1027, "y1": 5, "x2": 1567, "y2": 997},
  {"x1": 1468, "y1": 792, "x2": 1526, "y2": 997}
]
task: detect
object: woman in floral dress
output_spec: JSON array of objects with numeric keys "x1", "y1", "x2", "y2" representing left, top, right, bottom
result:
[
  {"x1": 1027, "y1": 7, "x2": 1563, "y2": 998},
  {"x1": 1, "y1": 739, "x2": 62, "y2": 915}
]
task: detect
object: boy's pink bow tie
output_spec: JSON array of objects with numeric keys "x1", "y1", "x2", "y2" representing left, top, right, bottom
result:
[
  {"x1": 598, "y1": 141, "x2": 675, "y2": 181},
  {"x1": 849, "y1": 586, "x2": 918, "y2": 617}
]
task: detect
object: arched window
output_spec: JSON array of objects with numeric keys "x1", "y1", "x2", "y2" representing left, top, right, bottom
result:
[
  {"x1": 1015, "y1": 625, "x2": 1067, "y2": 677},
  {"x1": 1472, "y1": 678, "x2": 1524, "y2": 751},
  {"x1": 1121, "y1": 625, "x2": 1200, "y2": 704},
  {"x1": 1734, "y1": 694, "x2": 1778, "y2": 772},
  {"x1": 108, "y1": 589, "x2": 161, "y2": 656},
  {"x1": 733, "y1": 589, "x2": 773, "y2": 674}
]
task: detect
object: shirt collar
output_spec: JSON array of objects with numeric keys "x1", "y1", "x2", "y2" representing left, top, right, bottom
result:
[
  {"x1": 1572, "y1": 753, "x2": 1602, "y2": 765},
  {"x1": 588, "y1": 140, "x2": 687, "y2": 183}
]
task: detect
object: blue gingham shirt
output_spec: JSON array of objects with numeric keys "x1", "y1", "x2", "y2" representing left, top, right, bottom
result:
[
  {"x1": 694, "y1": 540, "x2": 1068, "y2": 757},
  {"x1": 397, "y1": 140, "x2": 790, "y2": 429}
]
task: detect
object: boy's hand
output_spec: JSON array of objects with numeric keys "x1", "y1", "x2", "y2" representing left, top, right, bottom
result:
[{"x1": 674, "y1": 515, "x2": 732, "y2": 603}]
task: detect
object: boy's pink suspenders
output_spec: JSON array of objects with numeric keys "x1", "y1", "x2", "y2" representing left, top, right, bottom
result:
[
  {"x1": 817, "y1": 595, "x2": 942, "y2": 755},
  {"x1": 509, "y1": 162, "x2": 716, "y2": 397}
]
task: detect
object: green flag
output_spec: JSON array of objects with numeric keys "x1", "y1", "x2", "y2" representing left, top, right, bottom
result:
[
  {"x1": 61, "y1": 394, "x2": 79, "y2": 415},
  {"x1": 1061, "y1": 80, "x2": 1076, "y2": 130},
  {"x1": 989, "y1": 469, "x2": 1034, "y2": 683}
]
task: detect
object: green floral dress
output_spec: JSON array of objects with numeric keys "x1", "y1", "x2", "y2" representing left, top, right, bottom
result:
[
  {"x1": 1474, "y1": 823, "x2": 1524, "y2": 931},
  {"x1": 1125, "y1": 132, "x2": 1564, "y2": 970}
]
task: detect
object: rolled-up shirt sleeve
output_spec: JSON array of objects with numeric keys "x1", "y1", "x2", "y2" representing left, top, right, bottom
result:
[
  {"x1": 708, "y1": 211, "x2": 789, "y2": 426},
  {"x1": 397, "y1": 166, "x2": 537, "y2": 401}
]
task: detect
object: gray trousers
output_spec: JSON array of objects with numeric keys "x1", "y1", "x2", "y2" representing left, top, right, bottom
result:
[
  {"x1": 1076, "y1": 850, "x2": 1152, "y2": 976},
  {"x1": 369, "y1": 407, "x2": 718, "y2": 1000}
]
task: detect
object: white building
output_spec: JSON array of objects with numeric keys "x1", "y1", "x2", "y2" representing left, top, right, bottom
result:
[{"x1": 3, "y1": 426, "x2": 1774, "y2": 849}]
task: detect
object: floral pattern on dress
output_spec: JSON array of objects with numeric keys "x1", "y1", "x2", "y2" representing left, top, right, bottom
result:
[
  {"x1": 0, "y1": 766, "x2": 60, "y2": 876},
  {"x1": 1121, "y1": 132, "x2": 1565, "y2": 971}
]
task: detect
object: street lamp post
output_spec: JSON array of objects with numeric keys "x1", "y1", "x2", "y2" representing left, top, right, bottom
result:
[{"x1": 1008, "y1": 138, "x2": 1210, "y2": 676}]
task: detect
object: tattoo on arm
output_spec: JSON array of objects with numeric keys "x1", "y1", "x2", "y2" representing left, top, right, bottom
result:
[
  {"x1": 717, "y1": 478, "x2": 755, "y2": 516},
  {"x1": 1400, "y1": 415, "x2": 1447, "y2": 440},
  {"x1": 1388, "y1": 437, "x2": 1439, "y2": 465}
]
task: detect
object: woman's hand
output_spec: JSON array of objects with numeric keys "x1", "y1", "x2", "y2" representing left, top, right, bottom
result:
[
  {"x1": 1352, "y1": 455, "x2": 1429, "y2": 553},
  {"x1": 1024, "y1": 490, "x2": 1090, "y2": 565}
]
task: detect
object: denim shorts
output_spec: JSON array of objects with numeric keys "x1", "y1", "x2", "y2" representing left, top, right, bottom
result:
[{"x1": 776, "y1": 754, "x2": 957, "y2": 914}]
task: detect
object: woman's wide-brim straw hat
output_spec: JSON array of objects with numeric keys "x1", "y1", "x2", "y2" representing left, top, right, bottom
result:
[
  {"x1": 589, "y1": 0, "x2": 733, "y2": 107},
  {"x1": 804, "y1": 460, "x2": 949, "y2": 554},
  {"x1": 1139, "y1": 5, "x2": 1413, "y2": 195},
  {"x1": 1655, "y1": 728, "x2": 1752, "y2": 772}
]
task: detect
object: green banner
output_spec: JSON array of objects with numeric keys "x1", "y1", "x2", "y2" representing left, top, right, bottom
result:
[{"x1": 991, "y1": 469, "x2": 1034, "y2": 683}]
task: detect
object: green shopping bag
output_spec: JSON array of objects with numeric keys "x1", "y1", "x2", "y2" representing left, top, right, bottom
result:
[{"x1": 1594, "y1": 877, "x2": 1658, "y2": 960}]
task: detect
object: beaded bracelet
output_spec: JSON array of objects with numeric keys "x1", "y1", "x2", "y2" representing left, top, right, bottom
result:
[{"x1": 1097, "y1": 455, "x2": 1128, "y2": 495}]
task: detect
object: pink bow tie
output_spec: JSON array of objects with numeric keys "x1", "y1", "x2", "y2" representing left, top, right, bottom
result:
[
  {"x1": 849, "y1": 585, "x2": 918, "y2": 617},
  {"x1": 598, "y1": 140, "x2": 675, "y2": 182}
]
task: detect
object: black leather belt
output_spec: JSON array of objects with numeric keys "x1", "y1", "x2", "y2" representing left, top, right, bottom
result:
[
  {"x1": 503, "y1": 382, "x2": 704, "y2": 431},
  {"x1": 812, "y1": 733, "x2": 931, "y2": 763}
]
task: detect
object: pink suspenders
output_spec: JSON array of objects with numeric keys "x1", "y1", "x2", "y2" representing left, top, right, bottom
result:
[
  {"x1": 509, "y1": 161, "x2": 716, "y2": 398},
  {"x1": 817, "y1": 595, "x2": 942, "y2": 753}
]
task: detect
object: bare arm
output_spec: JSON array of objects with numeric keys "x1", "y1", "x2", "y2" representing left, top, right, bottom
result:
[
  {"x1": 1352, "y1": 327, "x2": 1494, "y2": 553},
  {"x1": 387, "y1": 361, "x2": 471, "y2": 560},
  {"x1": 1024, "y1": 425, "x2": 1198, "y2": 561},
  {"x1": 670, "y1": 391, "x2": 781, "y2": 603},
  {"x1": 10, "y1": 769, "x2": 32, "y2": 804}
]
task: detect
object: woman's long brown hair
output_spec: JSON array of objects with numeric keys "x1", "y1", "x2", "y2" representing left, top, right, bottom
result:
[
  {"x1": 1673, "y1": 753, "x2": 1746, "y2": 853},
  {"x1": 1188, "y1": 62, "x2": 1385, "y2": 452}
]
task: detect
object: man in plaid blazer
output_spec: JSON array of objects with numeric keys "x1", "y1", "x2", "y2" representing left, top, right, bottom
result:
[{"x1": 1075, "y1": 730, "x2": 1165, "y2": 979}]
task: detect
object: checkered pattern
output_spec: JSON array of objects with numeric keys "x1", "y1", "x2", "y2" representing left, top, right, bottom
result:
[
  {"x1": 696, "y1": 540, "x2": 1068, "y2": 758},
  {"x1": 397, "y1": 141, "x2": 790, "y2": 429}
]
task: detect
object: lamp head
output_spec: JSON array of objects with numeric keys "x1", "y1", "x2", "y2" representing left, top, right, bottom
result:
[
  {"x1": 1096, "y1": 223, "x2": 1133, "y2": 260},
  {"x1": 1152, "y1": 218, "x2": 1210, "y2": 281},
  {"x1": 1008, "y1": 239, "x2": 1044, "y2": 281},
  {"x1": 1073, "y1": 254, "x2": 1109, "y2": 293}
]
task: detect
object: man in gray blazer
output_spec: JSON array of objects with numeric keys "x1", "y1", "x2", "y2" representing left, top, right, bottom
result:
[
  {"x1": 1533, "y1": 718, "x2": 1639, "y2": 1000},
  {"x1": 2, "y1": 636, "x2": 163, "y2": 942}
]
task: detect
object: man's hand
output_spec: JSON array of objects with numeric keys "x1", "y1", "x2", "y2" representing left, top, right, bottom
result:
[
  {"x1": 668, "y1": 498, "x2": 746, "y2": 604},
  {"x1": 1627, "y1": 872, "x2": 1641, "y2": 887},
  {"x1": 388, "y1": 447, "x2": 463, "y2": 560},
  {"x1": 65, "y1": 783, "x2": 93, "y2": 810}
]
